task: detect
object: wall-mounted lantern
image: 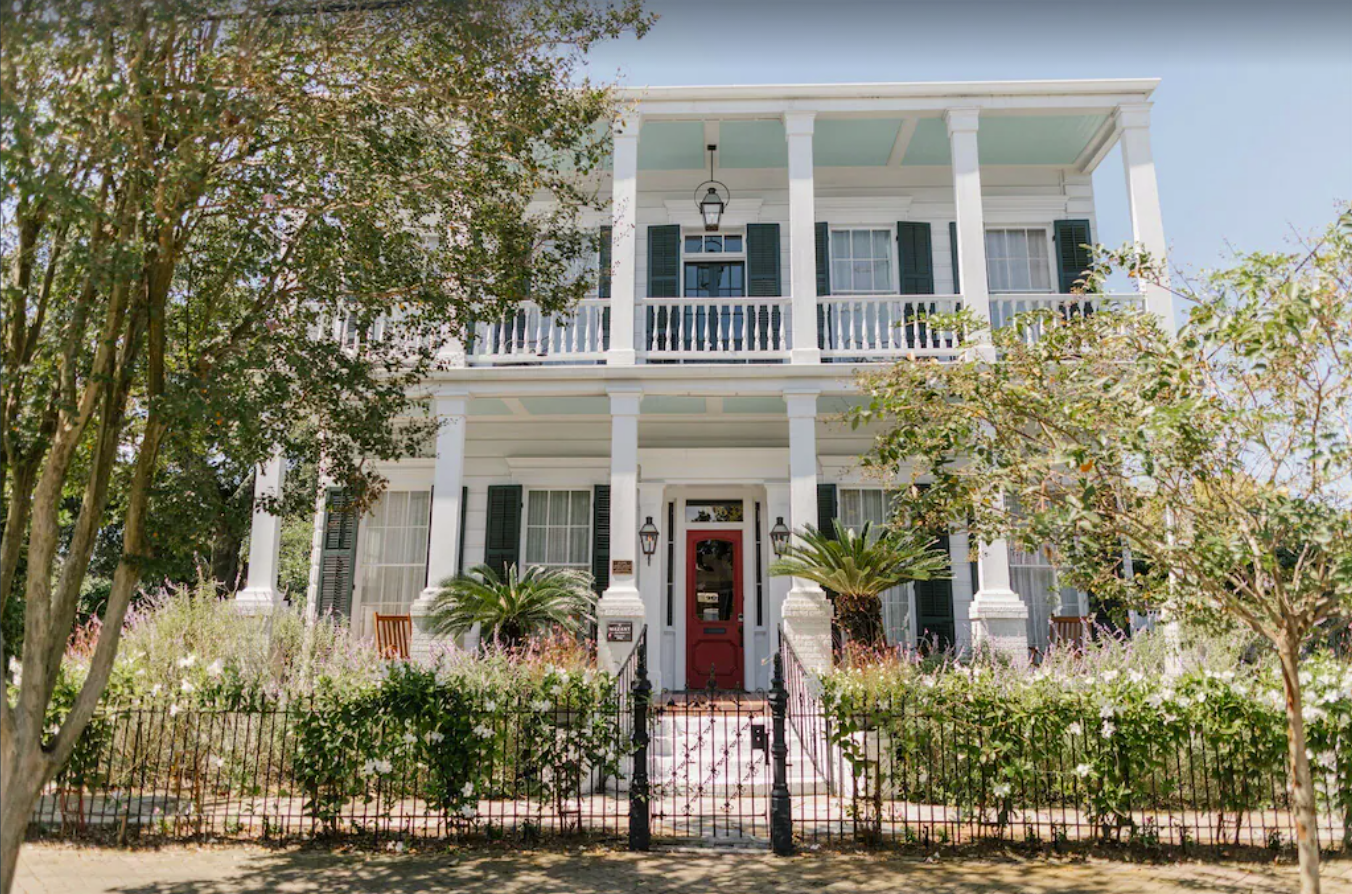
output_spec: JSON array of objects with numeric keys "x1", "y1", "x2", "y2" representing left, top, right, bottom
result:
[
  {"x1": 639, "y1": 516, "x2": 660, "y2": 565},
  {"x1": 769, "y1": 517, "x2": 791, "y2": 556}
]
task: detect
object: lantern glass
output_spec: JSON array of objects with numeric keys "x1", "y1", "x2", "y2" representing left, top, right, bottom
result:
[
  {"x1": 700, "y1": 187, "x2": 724, "y2": 231},
  {"x1": 769, "y1": 517, "x2": 791, "y2": 556},
  {"x1": 639, "y1": 516, "x2": 660, "y2": 564}
]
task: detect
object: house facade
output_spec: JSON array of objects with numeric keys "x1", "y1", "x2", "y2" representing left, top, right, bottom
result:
[{"x1": 237, "y1": 79, "x2": 1171, "y2": 692}]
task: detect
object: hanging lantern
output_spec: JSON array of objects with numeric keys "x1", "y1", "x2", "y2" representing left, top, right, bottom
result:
[
  {"x1": 639, "y1": 516, "x2": 660, "y2": 564},
  {"x1": 693, "y1": 144, "x2": 729, "y2": 233},
  {"x1": 769, "y1": 517, "x2": 791, "y2": 556}
]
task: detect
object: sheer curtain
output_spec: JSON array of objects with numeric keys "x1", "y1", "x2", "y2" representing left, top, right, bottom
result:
[
  {"x1": 839, "y1": 488, "x2": 913, "y2": 648},
  {"x1": 1008, "y1": 542, "x2": 1083, "y2": 651},
  {"x1": 356, "y1": 490, "x2": 431, "y2": 639},
  {"x1": 525, "y1": 490, "x2": 591, "y2": 568}
]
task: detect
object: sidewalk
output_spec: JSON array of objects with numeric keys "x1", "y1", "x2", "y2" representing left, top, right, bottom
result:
[{"x1": 14, "y1": 843, "x2": 1350, "y2": 893}]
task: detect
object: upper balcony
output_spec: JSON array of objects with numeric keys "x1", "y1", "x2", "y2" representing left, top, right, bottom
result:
[{"x1": 429, "y1": 81, "x2": 1170, "y2": 369}]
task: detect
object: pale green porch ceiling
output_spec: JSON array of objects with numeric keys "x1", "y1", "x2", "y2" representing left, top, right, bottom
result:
[{"x1": 902, "y1": 114, "x2": 1110, "y2": 166}]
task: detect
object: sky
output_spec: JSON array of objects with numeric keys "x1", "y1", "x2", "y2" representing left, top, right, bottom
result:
[{"x1": 584, "y1": 0, "x2": 1352, "y2": 281}]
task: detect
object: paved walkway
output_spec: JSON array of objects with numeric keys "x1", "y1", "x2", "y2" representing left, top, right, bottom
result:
[{"x1": 13, "y1": 844, "x2": 1351, "y2": 893}]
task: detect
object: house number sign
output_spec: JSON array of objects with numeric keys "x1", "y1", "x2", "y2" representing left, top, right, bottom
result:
[
  {"x1": 606, "y1": 621, "x2": 633, "y2": 643},
  {"x1": 611, "y1": 559, "x2": 633, "y2": 576}
]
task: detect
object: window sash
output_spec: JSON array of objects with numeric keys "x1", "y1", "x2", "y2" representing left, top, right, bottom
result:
[
  {"x1": 984, "y1": 228, "x2": 1052, "y2": 293},
  {"x1": 829, "y1": 228, "x2": 893, "y2": 295},
  {"x1": 524, "y1": 489, "x2": 592, "y2": 568},
  {"x1": 359, "y1": 490, "x2": 431, "y2": 616}
]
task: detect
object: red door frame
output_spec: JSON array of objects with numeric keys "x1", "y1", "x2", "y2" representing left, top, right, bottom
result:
[{"x1": 685, "y1": 530, "x2": 744, "y2": 690}]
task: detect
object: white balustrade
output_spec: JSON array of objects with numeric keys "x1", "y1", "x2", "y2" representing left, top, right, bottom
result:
[
  {"x1": 642, "y1": 297, "x2": 791, "y2": 361},
  {"x1": 818, "y1": 295, "x2": 964, "y2": 360},
  {"x1": 990, "y1": 293, "x2": 1144, "y2": 344},
  {"x1": 469, "y1": 299, "x2": 609, "y2": 365}
]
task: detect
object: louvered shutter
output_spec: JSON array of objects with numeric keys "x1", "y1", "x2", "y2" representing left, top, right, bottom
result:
[
  {"x1": 897, "y1": 222, "x2": 935, "y2": 295},
  {"x1": 647, "y1": 225, "x2": 681, "y2": 298},
  {"x1": 914, "y1": 532, "x2": 955, "y2": 649},
  {"x1": 949, "y1": 221, "x2": 960, "y2": 294},
  {"x1": 1053, "y1": 219, "x2": 1093, "y2": 294},
  {"x1": 591, "y1": 485, "x2": 611, "y2": 595},
  {"x1": 814, "y1": 222, "x2": 831, "y2": 296},
  {"x1": 597, "y1": 226, "x2": 613, "y2": 299},
  {"x1": 747, "y1": 223, "x2": 782, "y2": 350},
  {"x1": 456, "y1": 486, "x2": 468, "y2": 577},
  {"x1": 484, "y1": 485, "x2": 522, "y2": 578},
  {"x1": 317, "y1": 488, "x2": 358, "y2": 619},
  {"x1": 817, "y1": 483, "x2": 838, "y2": 540}
]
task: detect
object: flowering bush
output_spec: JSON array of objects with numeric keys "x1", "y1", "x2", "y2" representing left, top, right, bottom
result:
[{"x1": 819, "y1": 638, "x2": 1351, "y2": 846}]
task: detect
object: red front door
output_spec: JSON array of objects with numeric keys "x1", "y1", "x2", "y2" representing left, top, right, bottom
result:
[{"x1": 685, "y1": 531, "x2": 744, "y2": 690}]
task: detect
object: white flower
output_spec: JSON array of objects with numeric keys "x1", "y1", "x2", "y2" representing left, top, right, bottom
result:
[
  {"x1": 1099, "y1": 704, "x2": 1116, "y2": 719},
  {"x1": 177, "y1": 655, "x2": 197, "y2": 669},
  {"x1": 1163, "y1": 713, "x2": 1178, "y2": 724},
  {"x1": 459, "y1": 803, "x2": 477, "y2": 819},
  {"x1": 1127, "y1": 670, "x2": 1144, "y2": 684},
  {"x1": 7, "y1": 656, "x2": 19, "y2": 675},
  {"x1": 462, "y1": 782, "x2": 475, "y2": 797},
  {"x1": 1101, "y1": 670, "x2": 1119, "y2": 683},
  {"x1": 206, "y1": 660, "x2": 224, "y2": 678},
  {"x1": 1100, "y1": 721, "x2": 1116, "y2": 739},
  {"x1": 530, "y1": 699, "x2": 551, "y2": 712},
  {"x1": 1145, "y1": 693, "x2": 1165, "y2": 709},
  {"x1": 1316, "y1": 752, "x2": 1337, "y2": 770},
  {"x1": 992, "y1": 782, "x2": 1012, "y2": 798},
  {"x1": 151, "y1": 683, "x2": 163, "y2": 697},
  {"x1": 474, "y1": 724, "x2": 493, "y2": 739},
  {"x1": 427, "y1": 731, "x2": 445, "y2": 744},
  {"x1": 375, "y1": 759, "x2": 393, "y2": 774},
  {"x1": 169, "y1": 703, "x2": 182, "y2": 717},
  {"x1": 1174, "y1": 695, "x2": 1191, "y2": 709},
  {"x1": 483, "y1": 701, "x2": 497, "y2": 713},
  {"x1": 402, "y1": 732, "x2": 417, "y2": 744},
  {"x1": 211, "y1": 756, "x2": 225, "y2": 769},
  {"x1": 181, "y1": 680, "x2": 195, "y2": 693},
  {"x1": 1066, "y1": 722, "x2": 1083, "y2": 737},
  {"x1": 1074, "y1": 763, "x2": 1091, "y2": 779}
]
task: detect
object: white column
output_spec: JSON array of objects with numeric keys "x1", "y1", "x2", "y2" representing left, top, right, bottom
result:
[
  {"x1": 785, "y1": 111, "x2": 821, "y2": 365},
  {"x1": 946, "y1": 109, "x2": 992, "y2": 341},
  {"x1": 303, "y1": 471, "x2": 332, "y2": 627},
  {"x1": 637, "y1": 481, "x2": 666, "y2": 691},
  {"x1": 781, "y1": 390, "x2": 832, "y2": 670},
  {"x1": 969, "y1": 494, "x2": 1028, "y2": 658},
  {"x1": 410, "y1": 393, "x2": 468, "y2": 660},
  {"x1": 597, "y1": 388, "x2": 646, "y2": 672},
  {"x1": 608, "y1": 114, "x2": 640, "y2": 366},
  {"x1": 764, "y1": 482, "x2": 792, "y2": 650},
  {"x1": 1116, "y1": 103, "x2": 1173, "y2": 328},
  {"x1": 237, "y1": 448, "x2": 286, "y2": 614},
  {"x1": 949, "y1": 525, "x2": 974, "y2": 655}
]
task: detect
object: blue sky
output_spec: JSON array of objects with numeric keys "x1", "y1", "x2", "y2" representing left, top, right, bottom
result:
[{"x1": 586, "y1": 0, "x2": 1352, "y2": 279}]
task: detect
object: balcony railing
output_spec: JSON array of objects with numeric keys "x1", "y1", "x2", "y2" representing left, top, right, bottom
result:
[
  {"x1": 819, "y1": 295, "x2": 964, "y2": 360},
  {"x1": 990, "y1": 293, "x2": 1144, "y2": 344},
  {"x1": 468, "y1": 299, "x2": 609, "y2": 365},
  {"x1": 643, "y1": 297, "x2": 791, "y2": 362}
]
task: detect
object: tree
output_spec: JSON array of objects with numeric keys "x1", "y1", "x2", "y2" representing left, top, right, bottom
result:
[
  {"x1": 0, "y1": 1, "x2": 650, "y2": 887},
  {"x1": 851, "y1": 210, "x2": 1352, "y2": 894},
  {"x1": 769, "y1": 520, "x2": 950, "y2": 647},
  {"x1": 428, "y1": 564, "x2": 597, "y2": 649}
]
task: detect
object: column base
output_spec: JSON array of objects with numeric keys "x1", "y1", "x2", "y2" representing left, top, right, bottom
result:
[
  {"x1": 781, "y1": 583, "x2": 833, "y2": 672},
  {"x1": 235, "y1": 587, "x2": 280, "y2": 616},
  {"x1": 596, "y1": 584, "x2": 646, "y2": 674},
  {"x1": 789, "y1": 347, "x2": 821, "y2": 365},
  {"x1": 968, "y1": 587, "x2": 1029, "y2": 659},
  {"x1": 409, "y1": 586, "x2": 454, "y2": 662},
  {"x1": 606, "y1": 348, "x2": 637, "y2": 367}
]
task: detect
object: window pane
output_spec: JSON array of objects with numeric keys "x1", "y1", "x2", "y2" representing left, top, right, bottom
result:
[
  {"x1": 724, "y1": 235, "x2": 742, "y2": 253},
  {"x1": 526, "y1": 526, "x2": 545, "y2": 565},
  {"x1": 704, "y1": 236, "x2": 722, "y2": 253},
  {"x1": 874, "y1": 256, "x2": 892, "y2": 292},
  {"x1": 408, "y1": 491, "x2": 429, "y2": 525},
  {"x1": 685, "y1": 236, "x2": 703, "y2": 254},
  {"x1": 832, "y1": 259, "x2": 852, "y2": 291},
  {"x1": 831, "y1": 231, "x2": 850, "y2": 260},
  {"x1": 840, "y1": 489, "x2": 861, "y2": 529},
  {"x1": 527, "y1": 491, "x2": 547, "y2": 526},
  {"x1": 852, "y1": 230, "x2": 870, "y2": 257},
  {"x1": 864, "y1": 489, "x2": 884, "y2": 524},
  {"x1": 570, "y1": 491, "x2": 590, "y2": 525},
  {"x1": 1009, "y1": 254, "x2": 1031, "y2": 291},
  {"x1": 570, "y1": 528, "x2": 589, "y2": 565},
  {"x1": 546, "y1": 526, "x2": 566, "y2": 565},
  {"x1": 872, "y1": 229, "x2": 890, "y2": 259},
  {"x1": 984, "y1": 230, "x2": 1004, "y2": 260}
]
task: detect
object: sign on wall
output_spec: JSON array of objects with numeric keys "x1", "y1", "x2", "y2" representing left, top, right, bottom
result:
[
  {"x1": 611, "y1": 559, "x2": 633, "y2": 576},
  {"x1": 606, "y1": 621, "x2": 633, "y2": 643}
]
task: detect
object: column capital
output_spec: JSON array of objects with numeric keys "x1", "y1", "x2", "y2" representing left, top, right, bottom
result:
[
  {"x1": 613, "y1": 111, "x2": 642, "y2": 140},
  {"x1": 783, "y1": 110, "x2": 816, "y2": 136},
  {"x1": 431, "y1": 391, "x2": 468, "y2": 417},
  {"x1": 783, "y1": 389, "x2": 819, "y2": 418},
  {"x1": 945, "y1": 108, "x2": 980, "y2": 136},
  {"x1": 607, "y1": 387, "x2": 642, "y2": 416},
  {"x1": 1114, "y1": 102, "x2": 1152, "y2": 130}
]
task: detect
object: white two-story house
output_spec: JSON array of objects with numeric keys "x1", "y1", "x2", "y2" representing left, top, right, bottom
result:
[{"x1": 236, "y1": 79, "x2": 1171, "y2": 692}]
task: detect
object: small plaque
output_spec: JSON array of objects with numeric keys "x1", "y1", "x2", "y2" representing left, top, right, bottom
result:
[
  {"x1": 606, "y1": 621, "x2": 633, "y2": 643},
  {"x1": 611, "y1": 559, "x2": 633, "y2": 576}
]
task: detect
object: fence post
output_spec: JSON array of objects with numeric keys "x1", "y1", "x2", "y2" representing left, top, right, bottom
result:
[
  {"x1": 770, "y1": 651, "x2": 794, "y2": 856},
  {"x1": 628, "y1": 636, "x2": 651, "y2": 852}
]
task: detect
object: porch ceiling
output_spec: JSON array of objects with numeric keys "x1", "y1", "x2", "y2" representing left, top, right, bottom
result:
[{"x1": 466, "y1": 395, "x2": 799, "y2": 418}]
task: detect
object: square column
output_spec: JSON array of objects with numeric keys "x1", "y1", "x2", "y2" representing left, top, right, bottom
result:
[
  {"x1": 785, "y1": 112, "x2": 821, "y2": 365},
  {"x1": 597, "y1": 389, "x2": 645, "y2": 672},
  {"x1": 1116, "y1": 104, "x2": 1173, "y2": 328},
  {"x1": 782, "y1": 389, "x2": 832, "y2": 670},
  {"x1": 949, "y1": 525, "x2": 974, "y2": 654},
  {"x1": 608, "y1": 114, "x2": 640, "y2": 366},
  {"x1": 237, "y1": 448, "x2": 286, "y2": 614},
  {"x1": 969, "y1": 493, "x2": 1028, "y2": 658},
  {"x1": 411, "y1": 393, "x2": 468, "y2": 660},
  {"x1": 946, "y1": 109, "x2": 992, "y2": 340}
]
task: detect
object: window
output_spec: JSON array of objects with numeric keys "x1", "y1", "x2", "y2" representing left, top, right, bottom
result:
[
  {"x1": 838, "y1": 488, "x2": 910, "y2": 647},
  {"x1": 684, "y1": 262, "x2": 745, "y2": 297},
  {"x1": 358, "y1": 491, "x2": 431, "y2": 637},
  {"x1": 830, "y1": 229, "x2": 893, "y2": 294},
  {"x1": 685, "y1": 500, "x2": 744, "y2": 523},
  {"x1": 524, "y1": 490, "x2": 591, "y2": 568},
  {"x1": 685, "y1": 233, "x2": 743, "y2": 254},
  {"x1": 985, "y1": 228, "x2": 1052, "y2": 292}
]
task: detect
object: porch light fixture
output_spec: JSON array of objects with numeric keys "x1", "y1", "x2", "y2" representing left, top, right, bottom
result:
[
  {"x1": 639, "y1": 516, "x2": 660, "y2": 565},
  {"x1": 769, "y1": 517, "x2": 791, "y2": 556},
  {"x1": 694, "y1": 144, "x2": 729, "y2": 232}
]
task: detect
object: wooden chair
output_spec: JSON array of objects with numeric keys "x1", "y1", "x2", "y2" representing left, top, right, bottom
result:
[
  {"x1": 1049, "y1": 615, "x2": 1089, "y2": 650},
  {"x1": 375, "y1": 613, "x2": 412, "y2": 660}
]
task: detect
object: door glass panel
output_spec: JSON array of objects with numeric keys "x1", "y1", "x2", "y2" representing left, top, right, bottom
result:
[{"x1": 692, "y1": 539, "x2": 736, "y2": 622}]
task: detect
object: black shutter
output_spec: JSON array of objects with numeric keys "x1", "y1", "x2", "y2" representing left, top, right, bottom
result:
[
  {"x1": 598, "y1": 225, "x2": 613, "y2": 299},
  {"x1": 484, "y1": 484, "x2": 522, "y2": 578},
  {"x1": 746, "y1": 223, "x2": 781, "y2": 297},
  {"x1": 647, "y1": 224, "x2": 681, "y2": 298},
  {"x1": 814, "y1": 222, "x2": 831, "y2": 296},
  {"x1": 949, "y1": 221, "x2": 960, "y2": 294},
  {"x1": 457, "y1": 486, "x2": 468, "y2": 576},
  {"x1": 1053, "y1": 219, "x2": 1093, "y2": 294},
  {"x1": 317, "y1": 488, "x2": 358, "y2": 619},
  {"x1": 817, "y1": 483, "x2": 838, "y2": 540},
  {"x1": 897, "y1": 222, "x2": 935, "y2": 295},
  {"x1": 592, "y1": 485, "x2": 611, "y2": 595},
  {"x1": 914, "y1": 532, "x2": 955, "y2": 649}
]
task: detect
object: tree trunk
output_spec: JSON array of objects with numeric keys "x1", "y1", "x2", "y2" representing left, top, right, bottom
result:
[
  {"x1": 836, "y1": 592, "x2": 885, "y2": 649},
  {"x1": 0, "y1": 734, "x2": 48, "y2": 894},
  {"x1": 1277, "y1": 634, "x2": 1321, "y2": 894}
]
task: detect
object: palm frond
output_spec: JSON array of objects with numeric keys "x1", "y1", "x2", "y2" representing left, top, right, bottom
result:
[
  {"x1": 769, "y1": 520, "x2": 950, "y2": 599},
  {"x1": 428, "y1": 563, "x2": 597, "y2": 646}
]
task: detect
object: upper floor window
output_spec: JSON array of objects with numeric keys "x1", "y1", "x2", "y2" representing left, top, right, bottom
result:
[
  {"x1": 830, "y1": 228, "x2": 893, "y2": 295},
  {"x1": 524, "y1": 489, "x2": 591, "y2": 568},
  {"x1": 985, "y1": 228, "x2": 1052, "y2": 293},
  {"x1": 684, "y1": 230, "x2": 745, "y2": 298}
]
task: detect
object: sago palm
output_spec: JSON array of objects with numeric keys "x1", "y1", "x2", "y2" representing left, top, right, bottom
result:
[
  {"x1": 429, "y1": 564, "x2": 596, "y2": 649},
  {"x1": 770, "y1": 520, "x2": 950, "y2": 647}
]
